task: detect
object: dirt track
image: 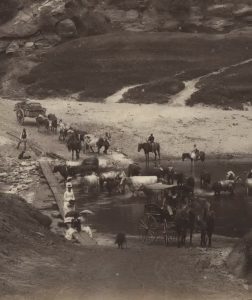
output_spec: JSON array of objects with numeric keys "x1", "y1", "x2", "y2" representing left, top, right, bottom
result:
[{"x1": 1, "y1": 97, "x2": 252, "y2": 160}]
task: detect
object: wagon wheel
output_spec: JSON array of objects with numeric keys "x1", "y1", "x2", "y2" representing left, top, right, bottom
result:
[
  {"x1": 16, "y1": 110, "x2": 24, "y2": 124},
  {"x1": 167, "y1": 223, "x2": 177, "y2": 243},
  {"x1": 138, "y1": 214, "x2": 158, "y2": 245}
]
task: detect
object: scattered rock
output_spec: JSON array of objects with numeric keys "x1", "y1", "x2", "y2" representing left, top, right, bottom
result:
[
  {"x1": 56, "y1": 19, "x2": 77, "y2": 38},
  {"x1": 24, "y1": 41, "x2": 35, "y2": 49},
  {"x1": 125, "y1": 10, "x2": 139, "y2": 21},
  {"x1": 5, "y1": 41, "x2": 20, "y2": 54}
]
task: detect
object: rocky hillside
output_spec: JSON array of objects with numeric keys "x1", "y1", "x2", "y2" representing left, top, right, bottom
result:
[{"x1": 1, "y1": 0, "x2": 252, "y2": 107}]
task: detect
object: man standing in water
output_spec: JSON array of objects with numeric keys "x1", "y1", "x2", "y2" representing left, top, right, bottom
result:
[{"x1": 17, "y1": 128, "x2": 27, "y2": 151}]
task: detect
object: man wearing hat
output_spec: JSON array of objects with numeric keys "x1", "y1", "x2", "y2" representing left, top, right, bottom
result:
[{"x1": 63, "y1": 182, "x2": 75, "y2": 223}]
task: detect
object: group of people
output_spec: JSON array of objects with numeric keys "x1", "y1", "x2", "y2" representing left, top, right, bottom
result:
[{"x1": 63, "y1": 178, "x2": 94, "y2": 240}]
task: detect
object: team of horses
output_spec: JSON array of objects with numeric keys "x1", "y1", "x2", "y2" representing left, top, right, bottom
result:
[{"x1": 36, "y1": 113, "x2": 111, "y2": 160}]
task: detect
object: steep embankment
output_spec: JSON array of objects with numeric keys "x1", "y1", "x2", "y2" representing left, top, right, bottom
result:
[{"x1": 0, "y1": 194, "x2": 250, "y2": 300}]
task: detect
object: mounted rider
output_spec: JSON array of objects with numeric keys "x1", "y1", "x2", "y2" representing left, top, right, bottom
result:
[
  {"x1": 191, "y1": 144, "x2": 200, "y2": 159},
  {"x1": 148, "y1": 133, "x2": 155, "y2": 151},
  {"x1": 104, "y1": 132, "x2": 111, "y2": 146}
]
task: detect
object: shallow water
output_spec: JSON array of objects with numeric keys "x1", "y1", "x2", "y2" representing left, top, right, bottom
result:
[{"x1": 74, "y1": 158, "x2": 252, "y2": 238}]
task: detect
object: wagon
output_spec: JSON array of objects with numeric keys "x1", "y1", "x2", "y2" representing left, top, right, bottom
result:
[
  {"x1": 138, "y1": 183, "x2": 177, "y2": 246},
  {"x1": 14, "y1": 100, "x2": 46, "y2": 124}
]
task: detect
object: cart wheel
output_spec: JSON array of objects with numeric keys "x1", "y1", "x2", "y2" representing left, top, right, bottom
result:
[
  {"x1": 16, "y1": 110, "x2": 24, "y2": 124},
  {"x1": 138, "y1": 215, "x2": 158, "y2": 245}
]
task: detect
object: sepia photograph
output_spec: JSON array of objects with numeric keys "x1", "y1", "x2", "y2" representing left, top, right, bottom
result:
[{"x1": 0, "y1": 0, "x2": 252, "y2": 299}]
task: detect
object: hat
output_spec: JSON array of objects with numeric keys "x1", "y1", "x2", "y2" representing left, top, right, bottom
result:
[
  {"x1": 67, "y1": 176, "x2": 72, "y2": 181},
  {"x1": 66, "y1": 182, "x2": 72, "y2": 188}
]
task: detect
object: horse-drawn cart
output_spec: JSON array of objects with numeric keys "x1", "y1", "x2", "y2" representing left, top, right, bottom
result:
[
  {"x1": 14, "y1": 100, "x2": 46, "y2": 124},
  {"x1": 138, "y1": 183, "x2": 177, "y2": 246}
]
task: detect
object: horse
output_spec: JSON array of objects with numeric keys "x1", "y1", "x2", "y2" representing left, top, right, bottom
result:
[
  {"x1": 182, "y1": 177, "x2": 195, "y2": 195},
  {"x1": 164, "y1": 166, "x2": 175, "y2": 184},
  {"x1": 97, "y1": 137, "x2": 110, "y2": 154},
  {"x1": 212, "y1": 176, "x2": 241, "y2": 196},
  {"x1": 99, "y1": 171, "x2": 126, "y2": 191},
  {"x1": 174, "y1": 172, "x2": 184, "y2": 186},
  {"x1": 115, "y1": 233, "x2": 127, "y2": 249},
  {"x1": 47, "y1": 114, "x2": 58, "y2": 134},
  {"x1": 138, "y1": 142, "x2": 160, "y2": 167},
  {"x1": 52, "y1": 164, "x2": 70, "y2": 181},
  {"x1": 85, "y1": 135, "x2": 110, "y2": 154},
  {"x1": 128, "y1": 163, "x2": 141, "y2": 177},
  {"x1": 66, "y1": 132, "x2": 82, "y2": 160},
  {"x1": 200, "y1": 171, "x2": 211, "y2": 189},
  {"x1": 104, "y1": 177, "x2": 122, "y2": 195},
  {"x1": 197, "y1": 208, "x2": 215, "y2": 247},
  {"x1": 59, "y1": 127, "x2": 68, "y2": 141},
  {"x1": 141, "y1": 166, "x2": 164, "y2": 179},
  {"x1": 182, "y1": 151, "x2": 205, "y2": 162},
  {"x1": 36, "y1": 115, "x2": 49, "y2": 132},
  {"x1": 175, "y1": 205, "x2": 196, "y2": 247}
]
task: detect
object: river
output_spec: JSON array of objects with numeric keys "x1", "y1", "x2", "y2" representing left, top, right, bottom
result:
[{"x1": 74, "y1": 158, "x2": 252, "y2": 239}]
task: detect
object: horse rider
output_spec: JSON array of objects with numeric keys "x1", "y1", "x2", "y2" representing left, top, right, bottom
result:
[
  {"x1": 148, "y1": 133, "x2": 155, "y2": 151},
  {"x1": 148, "y1": 133, "x2": 155, "y2": 144},
  {"x1": 63, "y1": 182, "x2": 76, "y2": 223},
  {"x1": 247, "y1": 169, "x2": 252, "y2": 179},
  {"x1": 58, "y1": 119, "x2": 64, "y2": 130},
  {"x1": 17, "y1": 128, "x2": 27, "y2": 151},
  {"x1": 104, "y1": 132, "x2": 111, "y2": 145},
  {"x1": 192, "y1": 144, "x2": 199, "y2": 158},
  {"x1": 226, "y1": 170, "x2": 236, "y2": 180}
]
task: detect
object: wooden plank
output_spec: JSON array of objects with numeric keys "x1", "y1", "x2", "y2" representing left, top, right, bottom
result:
[{"x1": 39, "y1": 159, "x2": 65, "y2": 218}]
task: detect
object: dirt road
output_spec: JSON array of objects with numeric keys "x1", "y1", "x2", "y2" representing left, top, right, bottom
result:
[{"x1": 1, "y1": 97, "x2": 251, "y2": 161}]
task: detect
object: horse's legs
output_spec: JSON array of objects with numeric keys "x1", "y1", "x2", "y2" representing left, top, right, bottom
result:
[
  {"x1": 90, "y1": 146, "x2": 95, "y2": 153},
  {"x1": 207, "y1": 231, "x2": 212, "y2": 247},
  {"x1": 189, "y1": 227, "x2": 193, "y2": 245},
  {"x1": 103, "y1": 146, "x2": 108, "y2": 154}
]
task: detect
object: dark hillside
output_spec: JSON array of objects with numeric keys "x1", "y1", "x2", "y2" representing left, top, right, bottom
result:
[{"x1": 19, "y1": 32, "x2": 252, "y2": 100}]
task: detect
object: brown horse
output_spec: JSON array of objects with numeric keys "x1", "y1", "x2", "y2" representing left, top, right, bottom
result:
[
  {"x1": 66, "y1": 132, "x2": 81, "y2": 160},
  {"x1": 175, "y1": 205, "x2": 196, "y2": 247},
  {"x1": 138, "y1": 142, "x2": 160, "y2": 167}
]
